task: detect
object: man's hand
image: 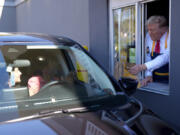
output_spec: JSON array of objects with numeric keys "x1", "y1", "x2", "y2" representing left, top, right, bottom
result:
[
  {"x1": 129, "y1": 64, "x2": 147, "y2": 75},
  {"x1": 140, "y1": 76, "x2": 153, "y2": 87}
]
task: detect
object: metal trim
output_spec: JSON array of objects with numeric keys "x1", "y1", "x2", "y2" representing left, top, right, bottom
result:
[
  {"x1": 140, "y1": 0, "x2": 156, "y2": 4},
  {"x1": 111, "y1": 2, "x2": 138, "y2": 10},
  {"x1": 109, "y1": 0, "x2": 114, "y2": 74},
  {"x1": 135, "y1": 2, "x2": 142, "y2": 79}
]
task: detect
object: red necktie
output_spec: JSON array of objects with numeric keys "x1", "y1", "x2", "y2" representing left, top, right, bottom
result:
[{"x1": 155, "y1": 40, "x2": 160, "y2": 53}]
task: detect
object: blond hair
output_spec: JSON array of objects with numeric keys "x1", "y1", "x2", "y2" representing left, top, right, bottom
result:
[{"x1": 147, "y1": 15, "x2": 168, "y2": 28}]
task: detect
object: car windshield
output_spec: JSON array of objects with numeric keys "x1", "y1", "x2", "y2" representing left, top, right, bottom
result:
[{"x1": 0, "y1": 44, "x2": 116, "y2": 122}]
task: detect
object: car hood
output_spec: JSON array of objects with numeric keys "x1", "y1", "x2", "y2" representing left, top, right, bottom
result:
[{"x1": 0, "y1": 111, "x2": 122, "y2": 135}]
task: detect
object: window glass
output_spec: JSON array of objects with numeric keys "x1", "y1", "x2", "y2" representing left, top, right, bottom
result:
[
  {"x1": 113, "y1": 6, "x2": 137, "y2": 80},
  {"x1": 0, "y1": 44, "x2": 116, "y2": 121},
  {"x1": 69, "y1": 47, "x2": 116, "y2": 95}
]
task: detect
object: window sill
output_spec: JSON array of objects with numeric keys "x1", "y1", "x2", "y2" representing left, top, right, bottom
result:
[{"x1": 138, "y1": 82, "x2": 169, "y2": 96}]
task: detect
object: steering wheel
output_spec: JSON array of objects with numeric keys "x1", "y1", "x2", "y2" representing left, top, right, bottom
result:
[{"x1": 40, "y1": 80, "x2": 63, "y2": 91}]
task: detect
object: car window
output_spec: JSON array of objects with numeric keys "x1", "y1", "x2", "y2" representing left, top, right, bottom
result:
[
  {"x1": 68, "y1": 47, "x2": 116, "y2": 95},
  {"x1": 0, "y1": 44, "x2": 116, "y2": 121}
]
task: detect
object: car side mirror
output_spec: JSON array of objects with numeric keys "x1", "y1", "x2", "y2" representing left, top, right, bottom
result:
[{"x1": 118, "y1": 77, "x2": 138, "y2": 96}]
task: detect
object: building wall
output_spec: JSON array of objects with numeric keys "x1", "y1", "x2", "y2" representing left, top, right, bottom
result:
[
  {"x1": 16, "y1": 0, "x2": 90, "y2": 47},
  {"x1": 135, "y1": 0, "x2": 180, "y2": 131},
  {"x1": 89, "y1": 0, "x2": 109, "y2": 70},
  {"x1": 0, "y1": 6, "x2": 16, "y2": 32}
]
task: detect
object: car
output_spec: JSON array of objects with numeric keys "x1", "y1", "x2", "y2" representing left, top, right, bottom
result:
[{"x1": 0, "y1": 32, "x2": 178, "y2": 135}]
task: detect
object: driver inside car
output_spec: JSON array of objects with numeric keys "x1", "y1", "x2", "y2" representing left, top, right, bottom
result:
[
  {"x1": 27, "y1": 65, "x2": 64, "y2": 97},
  {"x1": 28, "y1": 76, "x2": 46, "y2": 97}
]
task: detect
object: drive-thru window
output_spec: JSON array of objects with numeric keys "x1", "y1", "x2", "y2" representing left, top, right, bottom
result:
[{"x1": 109, "y1": 0, "x2": 170, "y2": 95}]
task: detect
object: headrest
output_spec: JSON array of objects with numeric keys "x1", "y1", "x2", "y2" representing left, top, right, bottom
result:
[{"x1": 13, "y1": 59, "x2": 31, "y2": 67}]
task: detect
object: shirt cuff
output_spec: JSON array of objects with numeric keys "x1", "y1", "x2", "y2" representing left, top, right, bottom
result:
[
  {"x1": 145, "y1": 61, "x2": 153, "y2": 71},
  {"x1": 145, "y1": 70, "x2": 152, "y2": 77}
]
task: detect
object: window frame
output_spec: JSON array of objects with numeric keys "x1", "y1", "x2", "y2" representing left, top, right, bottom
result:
[{"x1": 109, "y1": 0, "x2": 171, "y2": 95}]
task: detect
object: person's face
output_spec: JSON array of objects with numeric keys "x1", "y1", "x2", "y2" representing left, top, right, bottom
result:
[
  {"x1": 28, "y1": 77, "x2": 41, "y2": 96},
  {"x1": 29, "y1": 85, "x2": 40, "y2": 97},
  {"x1": 147, "y1": 23, "x2": 163, "y2": 41},
  {"x1": 28, "y1": 76, "x2": 45, "y2": 97},
  {"x1": 14, "y1": 67, "x2": 22, "y2": 83}
]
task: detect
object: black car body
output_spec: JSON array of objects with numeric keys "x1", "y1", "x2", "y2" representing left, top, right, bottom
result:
[{"x1": 0, "y1": 33, "x2": 177, "y2": 135}]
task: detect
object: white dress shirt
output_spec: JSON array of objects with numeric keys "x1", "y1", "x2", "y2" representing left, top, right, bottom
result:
[{"x1": 145, "y1": 32, "x2": 170, "y2": 77}]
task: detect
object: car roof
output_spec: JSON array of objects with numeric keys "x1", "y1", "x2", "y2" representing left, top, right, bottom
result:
[{"x1": 0, "y1": 32, "x2": 77, "y2": 46}]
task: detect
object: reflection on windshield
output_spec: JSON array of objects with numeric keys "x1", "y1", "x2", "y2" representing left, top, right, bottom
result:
[{"x1": 0, "y1": 45, "x2": 116, "y2": 121}]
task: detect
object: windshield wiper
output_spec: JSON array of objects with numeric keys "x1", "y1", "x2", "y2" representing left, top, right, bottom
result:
[
  {"x1": 39, "y1": 109, "x2": 63, "y2": 115},
  {"x1": 62, "y1": 104, "x2": 101, "y2": 113},
  {"x1": 37, "y1": 104, "x2": 101, "y2": 117}
]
